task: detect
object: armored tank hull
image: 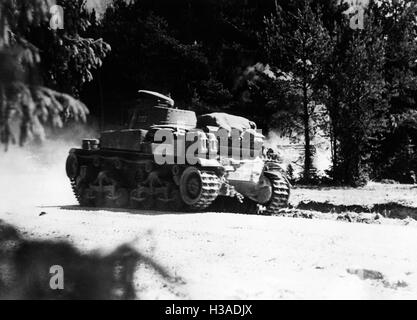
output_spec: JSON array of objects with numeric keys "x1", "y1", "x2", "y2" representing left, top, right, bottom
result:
[{"x1": 65, "y1": 91, "x2": 290, "y2": 214}]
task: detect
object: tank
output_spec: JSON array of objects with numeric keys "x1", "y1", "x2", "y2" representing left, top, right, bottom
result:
[{"x1": 65, "y1": 90, "x2": 290, "y2": 214}]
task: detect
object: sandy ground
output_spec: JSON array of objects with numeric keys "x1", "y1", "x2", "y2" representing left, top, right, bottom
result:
[{"x1": 1, "y1": 143, "x2": 417, "y2": 299}]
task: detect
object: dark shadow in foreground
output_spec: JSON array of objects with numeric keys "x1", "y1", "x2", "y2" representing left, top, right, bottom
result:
[{"x1": 0, "y1": 220, "x2": 174, "y2": 300}]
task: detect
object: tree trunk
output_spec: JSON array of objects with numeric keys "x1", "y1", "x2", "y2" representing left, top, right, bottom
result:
[
  {"x1": 330, "y1": 99, "x2": 338, "y2": 173},
  {"x1": 0, "y1": 84, "x2": 6, "y2": 149},
  {"x1": 303, "y1": 81, "x2": 312, "y2": 182}
]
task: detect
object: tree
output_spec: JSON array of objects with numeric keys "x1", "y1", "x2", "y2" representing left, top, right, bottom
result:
[
  {"x1": 263, "y1": 0, "x2": 332, "y2": 182},
  {"x1": 324, "y1": 9, "x2": 389, "y2": 186},
  {"x1": 29, "y1": 0, "x2": 111, "y2": 98},
  {"x1": 322, "y1": 0, "x2": 417, "y2": 185},
  {"x1": 88, "y1": 0, "x2": 287, "y2": 124},
  {"x1": 97, "y1": 0, "x2": 209, "y2": 111},
  {"x1": 0, "y1": 0, "x2": 110, "y2": 148},
  {"x1": 371, "y1": 0, "x2": 417, "y2": 181}
]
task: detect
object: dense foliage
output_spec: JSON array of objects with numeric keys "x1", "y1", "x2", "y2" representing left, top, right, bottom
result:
[{"x1": 0, "y1": 0, "x2": 110, "y2": 148}]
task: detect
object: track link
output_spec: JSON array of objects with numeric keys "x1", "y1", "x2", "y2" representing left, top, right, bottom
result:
[
  {"x1": 70, "y1": 178, "x2": 81, "y2": 204},
  {"x1": 264, "y1": 171, "x2": 291, "y2": 215}
]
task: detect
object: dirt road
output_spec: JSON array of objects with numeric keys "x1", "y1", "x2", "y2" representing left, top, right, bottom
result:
[{"x1": 1, "y1": 144, "x2": 417, "y2": 299}]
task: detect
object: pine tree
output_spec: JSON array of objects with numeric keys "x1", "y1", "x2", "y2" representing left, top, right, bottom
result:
[
  {"x1": 372, "y1": 0, "x2": 417, "y2": 180},
  {"x1": 263, "y1": 0, "x2": 332, "y2": 182},
  {"x1": 0, "y1": 0, "x2": 110, "y2": 149},
  {"x1": 326, "y1": 10, "x2": 389, "y2": 186}
]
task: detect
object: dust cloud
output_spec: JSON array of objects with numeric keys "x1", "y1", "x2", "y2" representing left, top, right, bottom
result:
[
  {"x1": 264, "y1": 130, "x2": 332, "y2": 178},
  {"x1": 0, "y1": 124, "x2": 98, "y2": 210}
]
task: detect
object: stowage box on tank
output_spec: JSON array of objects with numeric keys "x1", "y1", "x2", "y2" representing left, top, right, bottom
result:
[{"x1": 65, "y1": 90, "x2": 290, "y2": 213}]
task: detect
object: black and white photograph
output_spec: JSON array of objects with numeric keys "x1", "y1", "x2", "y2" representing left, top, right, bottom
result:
[{"x1": 0, "y1": 0, "x2": 417, "y2": 303}]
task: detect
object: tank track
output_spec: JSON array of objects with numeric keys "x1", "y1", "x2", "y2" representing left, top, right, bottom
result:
[
  {"x1": 263, "y1": 163, "x2": 291, "y2": 215},
  {"x1": 69, "y1": 165, "x2": 221, "y2": 211},
  {"x1": 188, "y1": 171, "x2": 220, "y2": 211},
  {"x1": 70, "y1": 178, "x2": 81, "y2": 203},
  {"x1": 67, "y1": 154, "x2": 290, "y2": 214}
]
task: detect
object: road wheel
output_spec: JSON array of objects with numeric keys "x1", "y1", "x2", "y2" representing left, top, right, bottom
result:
[
  {"x1": 113, "y1": 188, "x2": 129, "y2": 208},
  {"x1": 130, "y1": 188, "x2": 154, "y2": 210},
  {"x1": 78, "y1": 186, "x2": 96, "y2": 207},
  {"x1": 179, "y1": 167, "x2": 220, "y2": 211}
]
